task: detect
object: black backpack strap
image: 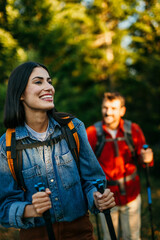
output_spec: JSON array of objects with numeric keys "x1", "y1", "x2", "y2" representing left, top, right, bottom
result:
[
  {"x1": 123, "y1": 119, "x2": 136, "y2": 159},
  {"x1": 15, "y1": 148, "x2": 26, "y2": 191},
  {"x1": 9, "y1": 121, "x2": 80, "y2": 190},
  {"x1": 11, "y1": 134, "x2": 66, "y2": 191},
  {"x1": 11, "y1": 132, "x2": 16, "y2": 159},
  {"x1": 9, "y1": 132, "x2": 26, "y2": 191},
  {"x1": 94, "y1": 121, "x2": 106, "y2": 158},
  {"x1": 16, "y1": 134, "x2": 65, "y2": 150},
  {"x1": 94, "y1": 120, "x2": 136, "y2": 159}
]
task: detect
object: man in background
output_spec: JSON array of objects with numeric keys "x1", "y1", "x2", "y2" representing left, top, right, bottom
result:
[{"x1": 87, "y1": 92, "x2": 153, "y2": 240}]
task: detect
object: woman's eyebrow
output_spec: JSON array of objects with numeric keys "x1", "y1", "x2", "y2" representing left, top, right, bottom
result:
[{"x1": 32, "y1": 76, "x2": 51, "y2": 80}]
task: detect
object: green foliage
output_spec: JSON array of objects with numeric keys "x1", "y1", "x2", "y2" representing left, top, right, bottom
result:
[
  {"x1": 0, "y1": 0, "x2": 159, "y2": 148},
  {"x1": 125, "y1": 0, "x2": 160, "y2": 144},
  {"x1": 0, "y1": 83, "x2": 7, "y2": 136},
  {"x1": 10, "y1": 0, "x2": 53, "y2": 49},
  {"x1": 0, "y1": 28, "x2": 26, "y2": 83}
]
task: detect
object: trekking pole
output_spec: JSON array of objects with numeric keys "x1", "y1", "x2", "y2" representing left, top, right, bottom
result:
[
  {"x1": 143, "y1": 144, "x2": 155, "y2": 240},
  {"x1": 35, "y1": 182, "x2": 55, "y2": 240},
  {"x1": 95, "y1": 213, "x2": 102, "y2": 240},
  {"x1": 93, "y1": 179, "x2": 117, "y2": 240}
]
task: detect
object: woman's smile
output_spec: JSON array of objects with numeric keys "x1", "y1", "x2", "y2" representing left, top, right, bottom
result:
[{"x1": 40, "y1": 93, "x2": 53, "y2": 102}]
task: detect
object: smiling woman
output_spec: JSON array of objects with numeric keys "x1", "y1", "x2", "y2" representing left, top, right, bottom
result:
[
  {"x1": 0, "y1": 61, "x2": 115, "y2": 240},
  {"x1": 20, "y1": 67, "x2": 55, "y2": 132}
]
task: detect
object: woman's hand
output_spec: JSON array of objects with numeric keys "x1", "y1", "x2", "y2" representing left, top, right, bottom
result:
[
  {"x1": 32, "y1": 188, "x2": 52, "y2": 217},
  {"x1": 93, "y1": 188, "x2": 115, "y2": 212},
  {"x1": 23, "y1": 188, "x2": 52, "y2": 218}
]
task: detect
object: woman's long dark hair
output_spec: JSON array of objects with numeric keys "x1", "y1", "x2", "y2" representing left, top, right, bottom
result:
[{"x1": 4, "y1": 61, "x2": 73, "y2": 129}]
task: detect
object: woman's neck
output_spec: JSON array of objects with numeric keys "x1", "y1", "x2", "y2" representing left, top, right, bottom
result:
[{"x1": 25, "y1": 112, "x2": 49, "y2": 133}]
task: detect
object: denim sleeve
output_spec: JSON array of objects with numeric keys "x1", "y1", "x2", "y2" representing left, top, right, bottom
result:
[
  {"x1": 9, "y1": 202, "x2": 35, "y2": 229},
  {"x1": 0, "y1": 136, "x2": 35, "y2": 229},
  {"x1": 74, "y1": 119, "x2": 107, "y2": 213}
]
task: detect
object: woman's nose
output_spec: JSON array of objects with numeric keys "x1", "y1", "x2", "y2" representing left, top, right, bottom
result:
[{"x1": 44, "y1": 81, "x2": 55, "y2": 92}]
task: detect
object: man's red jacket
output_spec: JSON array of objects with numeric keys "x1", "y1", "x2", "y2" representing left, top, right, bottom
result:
[{"x1": 86, "y1": 118, "x2": 153, "y2": 206}]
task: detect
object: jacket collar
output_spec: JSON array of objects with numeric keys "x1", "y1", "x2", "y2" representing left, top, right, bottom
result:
[
  {"x1": 102, "y1": 118, "x2": 125, "y2": 134},
  {"x1": 15, "y1": 116, "x2": 61, "y2": 140}
]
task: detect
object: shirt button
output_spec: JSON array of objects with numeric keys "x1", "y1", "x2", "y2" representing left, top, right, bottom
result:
[
  {"x1": 50, "y1": 179, "x2": 54, "y2": 182},
  {"x1": 55, "y1": 197, "x2": 58, "y2": 201}
]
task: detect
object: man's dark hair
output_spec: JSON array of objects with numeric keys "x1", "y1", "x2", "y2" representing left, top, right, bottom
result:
[
  {"x1": 102, "y1": 92, "x2": 125, "y2": 107},
  {"x1": 4, "y1": 61, "x2": 73, "y2": 129}
]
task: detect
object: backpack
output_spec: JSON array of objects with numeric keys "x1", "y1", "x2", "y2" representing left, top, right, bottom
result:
[
  {"x1": 6, "y1": 120, "x2": 80, "y2": 191},
  {"x1": 94, "y1": 120, "x2": 136, "y2": 159}
]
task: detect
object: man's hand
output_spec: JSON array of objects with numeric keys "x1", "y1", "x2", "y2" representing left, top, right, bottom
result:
[
  {"x1": 140, "y1": 148, "x2": 153, "y2": 164},
  {"x1": 93, "y1": 188, "x2": 115, "y2": 212}
]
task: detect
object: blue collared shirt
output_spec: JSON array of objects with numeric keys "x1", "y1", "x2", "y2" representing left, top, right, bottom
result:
[{"x1": 0, "y1": 117, "x2": 106, "y2": 229}]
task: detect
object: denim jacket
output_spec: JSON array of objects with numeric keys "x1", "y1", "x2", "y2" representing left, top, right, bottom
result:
[{"x1": 0, "y1": 117, "x2": 106, "y2": 229}]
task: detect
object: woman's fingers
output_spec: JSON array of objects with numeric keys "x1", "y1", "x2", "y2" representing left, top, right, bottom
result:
[
  {"x1": 32, "y1": 189, "x2": 52, "y2": 215},
  {"x1": 94, "y1": 188, "x2": 116, "y2": 211},
  {"x1": 98, "y1": 196, "x2": 115, "y2": 211},
  {"x1": 33, "y1": 204, "x2": 52, "y2": 215}
]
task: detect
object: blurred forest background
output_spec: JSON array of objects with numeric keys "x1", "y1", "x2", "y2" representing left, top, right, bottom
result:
[
  {"x1": 1, "y1": 0, "x2": 160, "y2": 172},
  {"x1": 0, "y1": 0, "x2": 160, "y2": 239},
  {"x1": 0, "y1": 0, "x2": 160, "y2": 143}
]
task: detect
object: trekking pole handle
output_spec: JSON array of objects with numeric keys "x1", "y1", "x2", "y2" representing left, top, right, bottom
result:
[
  {"x1": 143, "y1": 144, "x2": 149, "y2": 150},
  {"x1": 142, "y1": 145, "x2": 155, "y2": 240},
  {"x1": 142, "y1": 144, "x2": 150, "y2": 168},
  {"x1": 34, "y1": 182, "x2": 56, "y2": 240},
  {"x1": 142, "y1": 145, "x2": 152, "y2": 205},
  {"x1": 35, "y1": 182, "x2": 45, "y2": 192},
  {"x1": 142, "y1": 144, "x2": 150, "y2": 169},
  {"x1": 93, "y1": 179, "x2": 110, "y2": 214},
  {"x1": 34, "y1": 183, "x2": 52, "y2": 220},
  {"x1": 93, "y1": 179, "x2": 117, "y2": 240}
]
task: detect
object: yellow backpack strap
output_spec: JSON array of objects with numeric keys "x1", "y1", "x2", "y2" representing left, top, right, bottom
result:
[
  {"x1": 67, "y1": 121, "x2": 80, "y2": 155},
  {"x1": 6, "y1": 128, "x2": 17, "y2": 182},
  {"x1": 61, "y1": 116, "x2": 80, "y2": 156},
  {"x1": 66, "y1": 120, "x2": 80, "y2": 174},
  {"x1": 60, "y1": 118, "x2": 80, "y2": 173}
]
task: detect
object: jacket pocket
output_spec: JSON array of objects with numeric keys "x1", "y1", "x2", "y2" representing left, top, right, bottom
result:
[
  {"x1": 56, "y1": 151, "x2": 80, "y2": 189},
  {"x1": 22, "y1": 165, "x2": 42, "y2": 179},
  {"x1": 22, "y1": 165, "x2": 43, "y2": 194}
]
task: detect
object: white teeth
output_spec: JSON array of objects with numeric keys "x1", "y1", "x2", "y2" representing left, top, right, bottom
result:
[{"x1": 40, "y1": 95, "x2": 53, "y2": 100}]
